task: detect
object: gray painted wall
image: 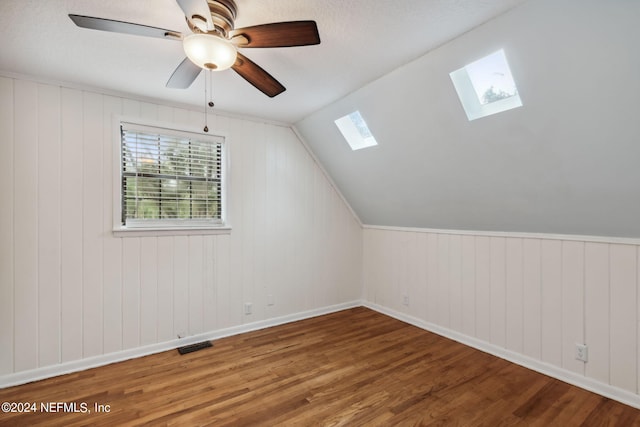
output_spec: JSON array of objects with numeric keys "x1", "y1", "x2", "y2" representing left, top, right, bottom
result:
[{"x1": 295, "y1": 0, "x2": 640, "y2": 238}]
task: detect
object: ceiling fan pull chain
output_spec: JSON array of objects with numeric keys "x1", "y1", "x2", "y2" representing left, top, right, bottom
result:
[
  {"x1": 203, "y1": 70, "x2": 209, "y2": 132},
  {"x1": 203, "y1": 70, "x2": 216, "y2": 133},
  {"x1": 208, "y1": 69, "x2": 215, "y2": 108}
]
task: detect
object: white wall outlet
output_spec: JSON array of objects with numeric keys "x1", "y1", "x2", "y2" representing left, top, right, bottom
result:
[
  {"x1": 267, "y1": 294, "x2": 275, "y2": 306},
  {"x1": 402, "y1": 294, "x2": 409, "y2": 306},
  {"x1": 575, "y1": 343, "x2": 588, "y2": 362},
  {"x1": 244, "y1": 302, "x2": 253, "y2": 315}
]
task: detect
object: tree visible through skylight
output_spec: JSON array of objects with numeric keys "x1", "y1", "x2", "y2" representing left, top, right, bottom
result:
[
  {"x1": 465, "y1": 50, "x2": 518, "y2": 105},
  {"x1": 349, "y1": 111, "x2": 373, "y2": 139},
  {"x1": 449, "y1": 49, "x2": 523, "y2": 121}
]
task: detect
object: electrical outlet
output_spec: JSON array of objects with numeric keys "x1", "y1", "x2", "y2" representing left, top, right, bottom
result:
[
  {"x1": 244, "y1": 303, "x2": 253, "y2": 315},
  {"x1": 575, "y1": 343, "x2": 588, "y2": 362},
  {"x1": 402, "y1": 294, "x2": 409, "y2": 306},
  {"x1": 267, "y1": 294, "x2": 275, "y2": 306}
]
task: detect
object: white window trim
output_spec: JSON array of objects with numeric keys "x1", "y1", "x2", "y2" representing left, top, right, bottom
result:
[{"x1": 112, "y1": 116, "x2": 231, "y2": 237}]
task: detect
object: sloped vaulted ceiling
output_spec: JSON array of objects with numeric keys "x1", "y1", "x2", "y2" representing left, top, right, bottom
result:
[
  {"x1": 295, "y1": 0, "x2": 640, "y2": 238},
  {"x1": 0, "y1": 0, "x2": 527, "y2": 124}
]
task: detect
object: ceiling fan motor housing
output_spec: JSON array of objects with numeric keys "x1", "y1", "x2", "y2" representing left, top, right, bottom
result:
[{"x1": 188, "y1": 0, "x2": 237, "y2": 37}]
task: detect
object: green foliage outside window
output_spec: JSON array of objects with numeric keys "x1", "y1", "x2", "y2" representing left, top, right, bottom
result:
[{"x1": 121, "y1": 128, "x2": 222, "y2": 225}]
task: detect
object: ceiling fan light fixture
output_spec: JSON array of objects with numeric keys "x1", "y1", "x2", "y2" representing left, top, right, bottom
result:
[{"x1": 183, "y1": 33, "x2": 237, "y2": 71}]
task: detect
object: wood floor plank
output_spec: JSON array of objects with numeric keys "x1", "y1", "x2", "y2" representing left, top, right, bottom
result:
[{"x1": 0, "y1": 307, "x2": 639, "y2": 426}]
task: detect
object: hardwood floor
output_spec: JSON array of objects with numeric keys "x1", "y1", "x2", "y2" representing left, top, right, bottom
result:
[{"x1": 1, "y1": 307, "x2": 639, "y2": 426}]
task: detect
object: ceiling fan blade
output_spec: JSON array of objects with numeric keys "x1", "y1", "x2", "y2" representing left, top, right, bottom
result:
[
  {"x1": 232, "y1": 53, "x2": 285, "y2": 97},
  {"x1": 230, "y1": 21, "x2": 320, "y2": 48},
  {"x1": 176, "y1": 0, "x2": 214, "y2": 31},
  {"x1": 69, "y1": 15, "x2": 182, "y2": 40},
  {"x1": 166, "y1": 57, "x2": 203, "y2": 89}
]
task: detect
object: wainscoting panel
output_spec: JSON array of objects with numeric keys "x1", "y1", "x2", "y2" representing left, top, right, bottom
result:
[{"x1": 363, "y1": 226, "x2": 640, "y2": 400}]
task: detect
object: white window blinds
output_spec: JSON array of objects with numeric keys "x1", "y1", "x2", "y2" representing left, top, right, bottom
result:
[{"x1": 120, "y1": 122, "x2": 224, "y2": 228}]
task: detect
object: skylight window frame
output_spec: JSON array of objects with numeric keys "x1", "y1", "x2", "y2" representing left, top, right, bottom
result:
[
  {"x1": 450, "y1": 49, "x2": 523, "y2": 121},
  {"x1": 334, "y1": 110, "x2": 378, "y2": 151}
]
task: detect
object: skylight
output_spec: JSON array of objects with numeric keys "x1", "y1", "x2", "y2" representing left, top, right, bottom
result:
[
  {"x1": 450, "y1": 49, "x2": 522, "y2": 121},
  {"x1": 335, "y1": 111, "x2": 378, "y2": 150}
]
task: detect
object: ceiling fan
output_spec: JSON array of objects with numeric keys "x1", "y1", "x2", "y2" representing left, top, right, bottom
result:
[{"x1": 69, "y1": 0, "x2": 320, "y2": 97}]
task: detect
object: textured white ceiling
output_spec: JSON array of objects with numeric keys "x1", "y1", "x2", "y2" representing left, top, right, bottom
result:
[{"x1": 0, "y1": 0, "x2": 526, "y2": 123}]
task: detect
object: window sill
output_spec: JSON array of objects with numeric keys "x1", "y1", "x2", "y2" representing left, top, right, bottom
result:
[{"x1": 113, "y1": 226, "x2": 232, "y2": 238}]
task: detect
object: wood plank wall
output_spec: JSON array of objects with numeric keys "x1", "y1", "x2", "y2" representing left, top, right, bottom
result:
[
  {"x1": 0, "y1": 76, "x2": 362, "y2": 378},
  {"x1": 363, "y1": 227, "x2": 640, "y2": 397}
]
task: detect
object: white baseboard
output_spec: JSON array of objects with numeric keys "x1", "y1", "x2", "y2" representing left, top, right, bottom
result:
[
  {"x1": 5, "y1": 299, "x2": 640, "y2": 412},
  {"x1": 363, "y1": 301, "x2": 640, "y2": 410},
  {"x1": 0, "y1": 301, "x2": 361, "y2": 389}
]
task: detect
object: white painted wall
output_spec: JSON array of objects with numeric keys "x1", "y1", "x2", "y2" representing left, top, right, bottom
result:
[
  {"x1": 0, "y1": 75, "x2": 362, "y2": 380},
  {"x1": 363, "y1": 225, "x2": 640, "y2": 407},
  {"x1": 2, "y1": 72, "x2": 640, "y2": 410}
]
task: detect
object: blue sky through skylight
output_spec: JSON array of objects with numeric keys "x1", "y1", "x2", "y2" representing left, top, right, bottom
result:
[{"x1": 335, "y1": 111, "x2": 378, "y2": 150}]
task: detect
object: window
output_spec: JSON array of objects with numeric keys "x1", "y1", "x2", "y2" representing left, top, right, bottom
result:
[
  {"x1": 450, "y1": 49, "x2": 522, "y2": 121},
  {"x1": 335, "y1": 111, "x2": 378, "y2": 150},
  {"x1": 117, "y1": 121, "x2": 226, "y2": 231}
]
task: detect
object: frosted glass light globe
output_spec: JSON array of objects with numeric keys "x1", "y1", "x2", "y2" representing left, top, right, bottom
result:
[{"x1": 183, "y1": 33, "x2": 237, "y2": 71}]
